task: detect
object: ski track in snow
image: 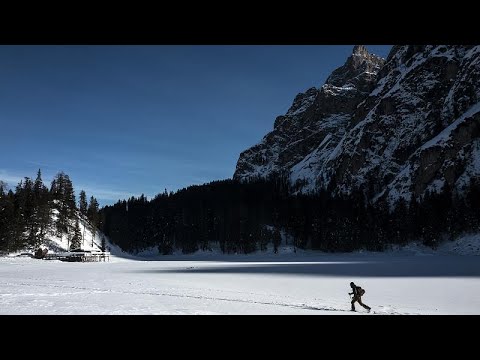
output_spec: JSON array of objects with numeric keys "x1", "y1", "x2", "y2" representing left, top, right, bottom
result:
[{"x1": 0, "y1": 280, "x2": 412, "y2": 315}]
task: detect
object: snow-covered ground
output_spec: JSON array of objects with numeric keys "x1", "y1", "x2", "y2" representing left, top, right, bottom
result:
[{"x1": 1, "y1": 235, "x2": 480, "y2": 314}]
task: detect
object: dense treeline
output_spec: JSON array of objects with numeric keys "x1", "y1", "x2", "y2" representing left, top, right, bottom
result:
[
  {"x1": 3, "y1": 170, "x2": 478, "y2": 255},
  {"x1": 0, "y1": 170, "x2": 101, "y2": 253},
  {"x1": 101, "y1": 177, "x2": 480, "y2": 254}
]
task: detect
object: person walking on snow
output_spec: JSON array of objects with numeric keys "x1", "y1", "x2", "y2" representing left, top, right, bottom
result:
[{"x1": 349, "y1": 282, "x2": 371, "y2": 312}]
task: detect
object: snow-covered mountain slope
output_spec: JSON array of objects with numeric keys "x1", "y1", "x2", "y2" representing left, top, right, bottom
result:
[
  {"x1": 328, "y1": 45, "x2": 480, "y2": 204},
  {"x1": 234, "y1": 45, "x2": 480, "y2": 204}
]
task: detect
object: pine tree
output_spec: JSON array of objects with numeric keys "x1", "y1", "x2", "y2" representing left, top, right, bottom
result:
[
  {"x1": 79, "y1": 190, "x2": 88, "y2": 217},
  {"x1": 11, "y1": 177, "x2": 36, "y2": 248},
  {"x1": 33, "y1": 169, "x2": 51, "y2": 245},
  {"x1": 70, "y1": 218, "x2": 82, "y2": 250},
  {"x1": 51, "y1": 172, "x2": 67, "y2": 236},
  {"x1": 272, "y1": 228, "x2": 281, "y2": 254},
  {"x1": 63, "y1": 174, "x2": 76, "y2": 218},
  {"x1": 392, "y1": 197, "x2": 409, "y2": 245},
  {"x1": 466, "y1": 178, "x2": 480, "y2": 232},
  {"x1": 50, "y1": 172, "x2": 77, "y2": 238},
  {"x1": 22, "y1": 177, "x2": 36, "y2": 246},
  {"x1": 0, "y1": 182, "x2": 15, "y2": 252},
  {"x1": 79, "y1": 190, "x2": 88, "y2": 243},
  {"x1": 0, "y1": 182, "x2": 6, "y2": 251},
  {"x1": 101, "y1": 235, "x2": 106, "y2": 252},
  {"x1": 87, "y1": 196, "x2": 99, "y2": 247}
]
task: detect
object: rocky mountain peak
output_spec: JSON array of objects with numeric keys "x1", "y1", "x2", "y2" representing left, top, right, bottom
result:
[
  {"x1": 233, "y1": 46, "x2": 386, "y2": 183},
  {"x1": 325, "y1": 45, "x2": 385, "y2": 93},
  {"x1": 352, "y1": 44, "x2": 369, "y2": 56}
]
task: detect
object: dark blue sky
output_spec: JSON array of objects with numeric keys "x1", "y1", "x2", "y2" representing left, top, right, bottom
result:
[{"x1": 0, "y1": 45, "x2": 391, "y2": 206}]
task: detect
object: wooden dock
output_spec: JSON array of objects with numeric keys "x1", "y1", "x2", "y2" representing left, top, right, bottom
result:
[{"x1": 44, "y1": 251, "x2": 110, "y2": 262}]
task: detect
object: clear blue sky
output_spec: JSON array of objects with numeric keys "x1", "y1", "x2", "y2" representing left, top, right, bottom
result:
[{"x1": 0, "y1": 45, "x2": 392, "y2": 206}]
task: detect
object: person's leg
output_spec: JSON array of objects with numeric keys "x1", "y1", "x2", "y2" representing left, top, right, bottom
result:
[
  {"x1": 351, "y1": 297, "x2": 357, "y2": 311},
  {"x1": 358, "y1": 297, "x2": 371, "y2": 310}
]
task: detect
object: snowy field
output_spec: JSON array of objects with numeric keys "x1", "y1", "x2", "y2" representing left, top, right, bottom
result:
[{"x1": 1, "y1": 245, "x2": 480, "y2": 314}]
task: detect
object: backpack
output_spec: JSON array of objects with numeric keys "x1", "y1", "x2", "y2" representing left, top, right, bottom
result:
[{"x1": 357, "y1": 286, "x2": 365, "y2": 296}]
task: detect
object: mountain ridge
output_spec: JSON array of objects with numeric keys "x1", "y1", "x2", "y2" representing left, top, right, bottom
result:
[{"x1": 234, "y1": 45, "x2": 480, "y2": 206}]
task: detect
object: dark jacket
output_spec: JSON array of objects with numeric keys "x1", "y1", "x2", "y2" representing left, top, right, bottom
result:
[{"x1": 349, "y1": 284, "x2": 360, "y2": 297}]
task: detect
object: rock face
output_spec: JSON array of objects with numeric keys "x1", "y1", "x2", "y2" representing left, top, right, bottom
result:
[
  {"x1": 234, "y1": 45, "x2": 480, "y2": 206},
  {"x1": 233, "y1": 45, "x2": 385, "y2": 193}
]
